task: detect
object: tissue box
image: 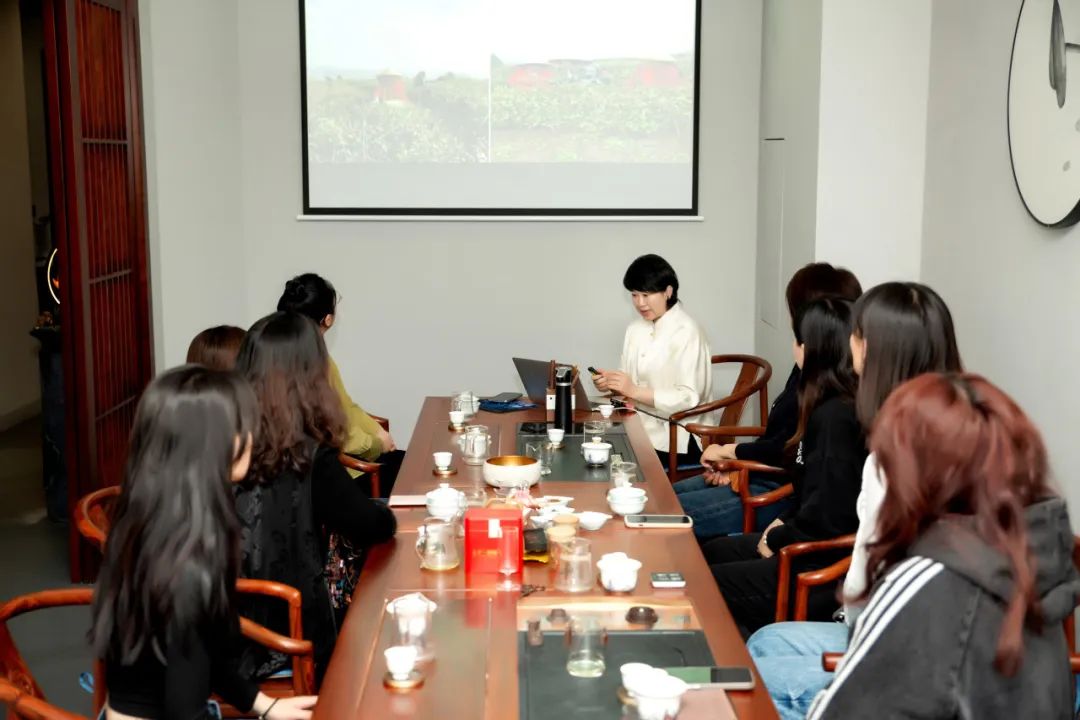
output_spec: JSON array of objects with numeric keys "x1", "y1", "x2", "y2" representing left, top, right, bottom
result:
[{"x1": 464, "y1": 507, "x2": 523, "y2": 575}]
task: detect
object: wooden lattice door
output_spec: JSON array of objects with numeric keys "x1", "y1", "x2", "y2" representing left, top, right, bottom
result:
[{"x1": 44, "y1": 0, "x2": 152, "y2": 581}]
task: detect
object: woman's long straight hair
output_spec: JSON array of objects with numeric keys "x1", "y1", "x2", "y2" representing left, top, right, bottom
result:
[
  {"x1": 236, "y1": 311, "x2": 345, "y2": 482},
  {"x1": 786, "y1": 297, "x2": 858, "y2": 451},
  {"x1": 89, "y1": 366, "x2": 257, "y2": 662},
  {"x1": 866, "y1": 373, "x2": 1052, "y2": 675},
  {"x1": 853, "y1": 282, "x2": 962, "y2": 429}
]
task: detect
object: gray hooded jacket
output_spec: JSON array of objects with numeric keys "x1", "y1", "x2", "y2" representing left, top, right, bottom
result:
[{"x1": 808, "y1": 497, "x2": 1079, "y2": 719}]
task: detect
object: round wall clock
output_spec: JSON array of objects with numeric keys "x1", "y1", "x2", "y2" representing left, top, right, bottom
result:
[{"x1": 1009, "y1": 0, "x2": 1080, "y2": 227}]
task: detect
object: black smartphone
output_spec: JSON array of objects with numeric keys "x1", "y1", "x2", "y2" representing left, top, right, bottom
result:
[
  {"x1": 623, "y1": 514, "x2": 694, "y2": 529},
  {"x1": 487, "y1": 392, "x2": 521, "y2": 403},
  {"x1": 664, "y1": 666, "x2": 755, "y2": 690},
  {"x1": 587, "y1": 366, "x2": 600, "y2": 375}
]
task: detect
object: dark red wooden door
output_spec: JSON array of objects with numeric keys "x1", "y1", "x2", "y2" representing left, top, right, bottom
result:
[{"x1": 44, "y1": 0, "x2": 152, "y2": 581}]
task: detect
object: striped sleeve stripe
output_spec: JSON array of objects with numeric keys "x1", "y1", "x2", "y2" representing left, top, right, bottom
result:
[
  {"x1": 806, "y1": 556, "x2": 945, "y2": 720},
  {"x1": 844, "y1": 557, "x2": 935, "y2": 659}
]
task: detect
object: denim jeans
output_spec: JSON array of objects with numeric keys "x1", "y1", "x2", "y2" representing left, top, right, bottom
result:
[
  {"x1": 674, "y1": 475, "x2": 790, "y2": 540},
  {"x1": 747, "y1": 622, "x2": 849, "y2": 720}
]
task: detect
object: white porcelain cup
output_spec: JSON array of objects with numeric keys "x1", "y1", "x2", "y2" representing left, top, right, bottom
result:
[
  {"x1": 449, "y1": 410, "x2": 465, "y2": 427},
  {"x1": 598, "y1": 404, "x2": 615, "y2": 418},
  {"x1": 582, "y1": 437, "x2": 612, "y2": 465},
  {"x1": 384, "y1": 645, "x2": 419, "y2": 680},
  {"x1": 547, "y1": 427, "x2": 565, "y2": 444},
  {"x1": 433, "y1": 451, "x2": 452, "y2": 470}
]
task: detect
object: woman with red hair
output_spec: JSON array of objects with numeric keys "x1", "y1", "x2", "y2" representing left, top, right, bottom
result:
[{"x1": 808, "y1": 373, "x2": 1079, "y2": 718}]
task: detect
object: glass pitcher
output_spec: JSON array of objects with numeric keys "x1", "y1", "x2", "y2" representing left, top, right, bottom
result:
[
  {"x1": 416, "y1": 517, "x2": 460, "y2": 571},
  {"x1": 554, "y1": 537, "x2": 595, "y2": 593},
  {"x1": 458, "y1": 425, "x2": 493, "y2": 465}
]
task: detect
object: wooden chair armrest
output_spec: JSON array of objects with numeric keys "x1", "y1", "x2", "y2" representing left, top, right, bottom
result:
[
  {"x1": 793, "y1": 556, "x2": 853, "y2": 621},
  {"x1": 775, "y1": 535, "x2": 855, "y2": 622},
  {"x1": 778, "y1": 534, "x2": 857, "y2": 561},
  {"x1": 369, "y1": 414, "x2": 390, "y2": 431},
  {"x1": 822, "y1": 652, "x2": 842, "y2": 672},
  {"x1": 713, "y1": 459, "x2": 786, "y2": 475},
  {"x1": 238, "y1": 618, "x2": 314, "y2": 657},
  {"x1": 236, "y1": 579, "x2": 302, "y2": 605},
  {"x1": 670, "y1": 382, "x2": 769, "y2": 423},
  {"x1": 684, "y1": 424, "x2": 766, "y2": 439},
  {"x1": 742, "y1": 483, "x2": 794, "y2": 508},
  {"x1": 0, "y1": 679, "x2": 85, "y2": 720},
  {"x1": 338, "y1": 452, "x2": 382, "y2": 498},
  {"x1": 1072, "y1": 655, "x2": 1080, "y2": 673}
]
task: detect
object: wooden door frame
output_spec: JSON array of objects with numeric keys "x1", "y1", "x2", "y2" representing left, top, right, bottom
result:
[{"x1": 42, "y1": 0, "x2": 153, "y2": 581}]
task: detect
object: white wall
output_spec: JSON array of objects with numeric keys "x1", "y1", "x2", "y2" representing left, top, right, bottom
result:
[
  {"x1": 816, "y1": 0, "x2": 931, "y2": 289},
  {"x1": 139, "y1": 0, "x2": 245, "y2": 366},
  {"x1": 0, "y1": 0, "x2": 41, "y2": 429},
  {"x1": 755, "y1": 0, "x2": 932, "y2": 394},
  {"x1": 921, "y1": 0, "x2": 1080, "y2": 514},
  {"x1": 755, "y1": 0, "x2": 824, "y2": 404},
  {"x1": 140, "y1": 0, "x2": 765, "y2": 437}
]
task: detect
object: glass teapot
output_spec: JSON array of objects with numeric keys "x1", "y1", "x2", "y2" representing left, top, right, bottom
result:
[{"x1": 416, "y1": 517, "x2": 461, "y2": 571}]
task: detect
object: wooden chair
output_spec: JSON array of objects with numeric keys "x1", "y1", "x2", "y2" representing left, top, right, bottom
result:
[
  {"x1": 821, "y1": 534, "x2": 1080, "y2": 673},
  {"x1": 0, "y1": 588, "x2": 97, "y2": 720},
  {"x1": 73, "y1": 488, "x2": 317, "y2": 714},
  {"x1": 705, "y1": 459, "x2": 855, "y2": 622},
  {"x1": 667, "y1": 354, "x2": 772, "y2": 484}
]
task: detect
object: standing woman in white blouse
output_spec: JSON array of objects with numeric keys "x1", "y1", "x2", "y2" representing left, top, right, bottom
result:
[{"x1": 593, "y1": 254, "x2": 715, "y2": 465}]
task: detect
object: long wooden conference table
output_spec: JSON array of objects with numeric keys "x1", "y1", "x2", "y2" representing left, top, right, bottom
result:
[{"x1": 312, "y1": 398, "x2": 778, "y2": 719}]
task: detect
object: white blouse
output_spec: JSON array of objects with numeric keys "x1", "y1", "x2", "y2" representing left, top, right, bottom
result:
[
  {"x1": 620, "y1": 302, "x2": 715, "y2": 454},
  {"x1": 842, "y1": 453, "x2": 886, "y2": 625}
]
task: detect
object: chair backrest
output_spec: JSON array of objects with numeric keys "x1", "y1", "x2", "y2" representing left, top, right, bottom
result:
[
  {"x1": 71, "y1": 488, "x2": 317, "y2": 699},
  {"x1": 712, "y1": 355, "x2": 772, "y2": 429},
  {"x1": 0, "y1": 588, "x2": 96, "y2": 719},
  {"x1": 73, "y1": 485, "x2": 120, "y2": 552}
]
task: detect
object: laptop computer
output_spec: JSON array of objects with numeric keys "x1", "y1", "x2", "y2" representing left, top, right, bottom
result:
[{"x1": 512, "y1": 357, "x2": 595, "y2": 409}]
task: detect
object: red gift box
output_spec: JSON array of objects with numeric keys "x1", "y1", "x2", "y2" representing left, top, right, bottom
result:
[{"x1": 464, "y1": 507, "x2": 523, "y2": 576}]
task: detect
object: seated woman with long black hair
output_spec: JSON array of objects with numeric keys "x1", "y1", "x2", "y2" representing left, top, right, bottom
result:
[
  {"x1": 675, "y1": 263, "x2": 862, "y2": 539},
  {"x1": 703, "y1": 297, "x2": 866, "y2": 636},
  {"x1": 234, "y1": 311, "x2": 396, "y2": 682},
  {"x1": 808, "y1": 374, "x2": 1078, "y2": 718},
  {"x1": 278, "y1": 273, "x2": 403, "y2": 496},
  {"x1": 90, "y1": 366, "x2": 316, "y2": 720}
]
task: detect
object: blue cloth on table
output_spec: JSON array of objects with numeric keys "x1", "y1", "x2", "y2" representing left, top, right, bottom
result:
[{"x1": 478, "y1": 399, "x2": 537, "y2": 413}]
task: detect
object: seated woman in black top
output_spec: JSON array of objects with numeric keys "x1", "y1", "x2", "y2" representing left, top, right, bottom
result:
[
  {"x1": 234, "y1": 311, "x2": 397, "y2": 683},
  {"x1": 702, "y1": 297, "x2": 866, "y2": 636},
  {"x1": 675, "y1": 263, "x2": 862, "y2": 539},
  {"x1": 90, "y1": 366, "x2": 316, "y2": 720}
]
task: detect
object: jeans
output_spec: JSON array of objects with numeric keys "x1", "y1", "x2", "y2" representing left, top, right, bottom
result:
[
  {"x1": 674, "y1": 475, "x2": 790, "y2": 540},
  {"x1": 747, "y1": 622, "x2": 849, "y2": 720}
]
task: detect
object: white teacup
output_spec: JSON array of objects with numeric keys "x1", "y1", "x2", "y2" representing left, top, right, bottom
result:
[
  {"x1": 433, "y1": 451, "x2": 453, "y2": 470},
  {"x1": 597, "y1": 404, "x2": 615, "y2": 418},
  {"x1": 384, "y1": 645, "x2": 419, "y2": 680},
  {"x1": 607, "y1": 486, "x2": 647, "y2": 516},
  {"x1": 449, "y1": 410, "x2": 465, "y2": 428},
  {"x1": 597, "y1": 553, "x2": 642, "y2": 592},
  {"x1": 581, "y1": 437, "x2": 612, "y2": 465},
  {"x1": 547, "y1": 427, "x2": 565, "y2": 445},
  {"x1": 632, "y1": 672, "x2": 688, "y2": 720}
]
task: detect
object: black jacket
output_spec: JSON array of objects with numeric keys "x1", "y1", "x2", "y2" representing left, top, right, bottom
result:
[
  {"x1": 767, "y1": 394, "x2": 866, "y2": 551},
  {"x1": 733, "y1": 364, "x2": 799, "y2": 467},
  {"x1": 808, "y1": 497, "x2": 1080, "y2": 719},
  {"x1": 234, "y1": 444, "x2": 397, "y2": 680}
]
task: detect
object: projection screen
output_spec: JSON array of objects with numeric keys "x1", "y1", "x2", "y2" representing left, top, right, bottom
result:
[{"x1": 299, "y1": 0, "x2": 701, "y2": 215}]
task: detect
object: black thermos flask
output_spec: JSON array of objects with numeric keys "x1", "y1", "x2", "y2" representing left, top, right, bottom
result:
[{"x1": 554, "y1": 366, "x2": 573, "y2": 431}]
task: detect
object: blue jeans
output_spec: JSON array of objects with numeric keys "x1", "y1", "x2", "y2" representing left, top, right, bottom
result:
[
  {"x1": 674, "y1": 475, "x2": 790, "y2": 539},
  {"x1": 747, "y1": 622, "x2": 848, "y2": 720}
]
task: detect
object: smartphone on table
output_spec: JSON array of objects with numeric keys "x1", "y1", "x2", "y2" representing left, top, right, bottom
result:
[
  {"x1": 623, "y1": 514, "x2": 694, "y2": 529},
  {"x1": 664, "y1": 666, "x2": 755, "y2": 690}
]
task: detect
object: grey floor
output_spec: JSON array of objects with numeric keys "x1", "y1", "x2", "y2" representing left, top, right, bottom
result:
[{"x1": 0, "y1": 417, "x2": 93, "y2": 717}]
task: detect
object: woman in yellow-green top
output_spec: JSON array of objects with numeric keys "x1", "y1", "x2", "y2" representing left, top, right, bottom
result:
[{"x1": 278, "y1": 273, "x2": 404, "y2": 496}]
